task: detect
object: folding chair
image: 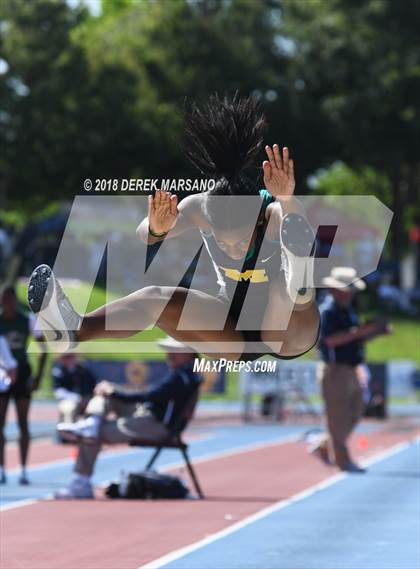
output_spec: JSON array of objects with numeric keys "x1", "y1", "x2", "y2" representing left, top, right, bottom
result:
[{"x1": 129, "y1": 388, "x2": 204, "y2": 499}]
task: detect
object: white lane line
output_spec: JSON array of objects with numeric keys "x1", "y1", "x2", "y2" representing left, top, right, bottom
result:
[
  {"x1": 5, "y1": 437, "x2": 53, "y2": 448},
  {"x1": 96, "y1": 433, "x2": 303, "y2": 490},
  {"x1": 6, "y1": 447, "x2": 147, "y2": 476},
  {"x1": 0, "y1": 433, "x2": 300, "y2": 512},
  {"x1": 157, "y1": 433, "x2": 301, "y2": 470},
  {"x1": 0, "y1": 447, "x2": 149, "y2": 513},
  {"x1": 5, "y1": 433, "x2": 213, "y2": 476},
  {"x1": 0, "y1": 434, "x2": 212, "y2": 512},
  {"x1": 360, "y1": 435, "x2": 419, "y2": 467},
  {"x1": 140, "y1": 437, "x2": 420, "y2": 569}
]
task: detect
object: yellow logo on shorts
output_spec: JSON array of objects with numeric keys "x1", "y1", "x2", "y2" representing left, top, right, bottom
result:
[{"x1": 220, "y1": 267, "x2": 269, "y2": 283}]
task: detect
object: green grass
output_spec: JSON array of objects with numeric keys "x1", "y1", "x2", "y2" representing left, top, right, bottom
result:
[
  {"x1": 298, "y1": 313, "x2": 419, "y2": 363},
  {"x1": 16, "y1": 281, "x2": 419, "y2": 400},
  {"x1": 17, "y1": 280, "x2": 167, "y2": 398},
  {"x1": 19, "y1": 279, "x2": 166, "y2": 357},
  {"x1": 363, "y1": 316, "x2": 419, "y2": 362}
]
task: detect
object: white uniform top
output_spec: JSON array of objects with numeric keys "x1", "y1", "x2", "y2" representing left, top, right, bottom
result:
[{"x1": 0, "y1": 335, "x2": 17, "y2": 370}]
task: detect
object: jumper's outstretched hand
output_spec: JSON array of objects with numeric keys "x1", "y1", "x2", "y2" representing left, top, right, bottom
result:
[
  {"x1": 263, "y1": 145, "x2": 295, "y2": 199},
  {"x1": 148, "y1": 190, "x2": 178, "y2": 235}
]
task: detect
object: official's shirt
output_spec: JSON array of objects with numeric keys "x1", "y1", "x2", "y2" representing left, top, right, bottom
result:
[
  {"x1": 111, "y1": 361, "x2": 202, "y2": 429},
  {"x1": 52, "y1": 362, "x2": 97, "y2": 398},
  {"x1": 318, "y1": 295, "x2": 364, "y2": 366}
]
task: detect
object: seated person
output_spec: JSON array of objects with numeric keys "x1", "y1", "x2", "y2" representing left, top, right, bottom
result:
[
  {"x1": 53, "y1": 353, "x2": 97, "y2": 425},
  {"x1": 55, "y1": 337, "x2": 201, "y2": 499}
]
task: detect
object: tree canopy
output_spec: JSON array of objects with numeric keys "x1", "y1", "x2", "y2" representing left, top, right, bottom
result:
[{"x1": 0, "y1": 0, "x2": 418, "y2": 269}]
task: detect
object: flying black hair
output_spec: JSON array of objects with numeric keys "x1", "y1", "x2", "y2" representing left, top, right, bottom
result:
[{"x1": 184, "y1": 93, "x2": 267, "y2": 229}]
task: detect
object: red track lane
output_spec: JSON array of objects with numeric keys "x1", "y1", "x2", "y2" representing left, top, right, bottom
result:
[
  {"x1": 6, "y1": 440, "x2": 79, "y2": 470},
  {"x1": 2, "y1": 422, "x2": 418, "y2": 569},
  {"x1": 6, "y1": 402, "x2": 58, "y2": 423}
]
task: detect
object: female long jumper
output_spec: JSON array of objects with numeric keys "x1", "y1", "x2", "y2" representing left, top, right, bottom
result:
[{"x1": 28, "y1": 94, "x2": 319, "y2": 361}]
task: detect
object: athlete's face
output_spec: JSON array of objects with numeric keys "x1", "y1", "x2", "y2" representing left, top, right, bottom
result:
[{"x1": 213, "y1": 225, "x2": 258, "y2": 260}]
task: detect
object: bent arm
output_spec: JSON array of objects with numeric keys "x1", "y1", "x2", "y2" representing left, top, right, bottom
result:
[
  {"x1": 29, "y1": 313, "x2": 47, "y2": 387},
  {"x1": 324, "y1": 323, "x2": 378, "y2": 348},
  {"x1": 0, "y1": 336, "x2": 17, "y2": 383},
  {"x1": 111, "y1": 378, "x2": 178, "y2": 403},
  {"x1": 136, "y1": 194, "x2": 203, "y2": 244},
  {"x1": 34, "y1": 337, "x2": 47, "y2": 384}
]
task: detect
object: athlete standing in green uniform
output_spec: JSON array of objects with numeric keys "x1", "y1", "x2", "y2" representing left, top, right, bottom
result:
[{"x1": 0, "y1": 286, "x2": 47, "y2": 484}]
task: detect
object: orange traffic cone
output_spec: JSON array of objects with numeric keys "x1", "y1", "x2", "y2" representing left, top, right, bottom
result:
[{"x1": 357, "y1": 435, "x2": 369, "y2": 451}]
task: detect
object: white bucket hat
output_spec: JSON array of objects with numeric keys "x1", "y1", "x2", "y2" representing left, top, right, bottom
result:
[{"x1": 322, "y1": 266, "x2": 366, "y2": 290}]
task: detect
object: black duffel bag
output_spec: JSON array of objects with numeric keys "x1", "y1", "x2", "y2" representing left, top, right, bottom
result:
[{"x1": 105, "y1": 470, "x2": 189, "y2": 500}]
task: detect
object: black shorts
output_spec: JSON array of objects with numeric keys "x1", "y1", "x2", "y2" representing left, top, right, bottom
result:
[
  {"x1": 0, "y1": 362, "x2": 32, "y2": 400},
  {"x1": 239, "y1": 326, "x2": 320, "y2": 362},
  {"x1": 218, "y1": 289, "x2": 320, "y2": 362}
]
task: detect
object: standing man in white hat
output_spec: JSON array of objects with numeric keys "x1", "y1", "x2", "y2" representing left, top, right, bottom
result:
[{"x1": 313, "y1": 267, "x2": 391, "y2": 472}]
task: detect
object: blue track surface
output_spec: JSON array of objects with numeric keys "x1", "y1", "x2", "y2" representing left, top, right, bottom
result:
[{"x1": 160, "y1": 442, "x2": 420, "y2": 569}]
